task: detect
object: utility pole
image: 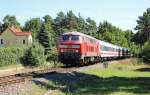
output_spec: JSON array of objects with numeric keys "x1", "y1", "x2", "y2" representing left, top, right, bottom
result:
[{"x1": 16, "y1": 48, "x2": 19, "y2": 73}]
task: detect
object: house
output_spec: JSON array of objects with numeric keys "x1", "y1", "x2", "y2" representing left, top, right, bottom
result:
[{"x1": 0, "y1": 27, "x2": 32, "y2": 47}]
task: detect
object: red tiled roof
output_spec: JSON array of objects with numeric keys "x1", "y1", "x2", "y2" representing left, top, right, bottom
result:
[{"x1": 8, "y1": 27, "x2": 31, "y2": 36}]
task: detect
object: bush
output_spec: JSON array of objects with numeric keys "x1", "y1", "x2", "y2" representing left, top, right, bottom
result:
[
  {"x1": 46, "y1": 47, "x2": 58, "y2": 62},
  {"x1": 129, "y1": 42, "x2": 141, "y2": 57},
  {"x1": 0, "y1": 47, "x2": 26, "y2": 67},
  {"x1": 140, "y1": 40, "x2": 150, "y2": 63},
  {"x1": 21, "y1": 42, "x2": 46, "y2": 67}
]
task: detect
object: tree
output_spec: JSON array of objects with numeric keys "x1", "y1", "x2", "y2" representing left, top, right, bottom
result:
[
  {"x1": 21, "y1": 42, "x2": 45, "y2": 67},
  {"x1": 3, "y1": 15, "x2": 20, "y2": 28},
  {"x1": 77, "y1": 13, "x2": 87, "y2": 32},
  {"x1": 54, "y1": 11, "x2": 67, "y2": 35},
  {"x1": 86, "y1": 17, "x2": 97, "y2": 36},
  {"x1": 97, "y1": 21, "x2": 130, "y2": 47},
  {"x1": 38, "y1": 15, "x2": 56, "y2": 54},
  {"x1": 38, "y1": 24, "x2": 51, "y2": 53},
  {"x1": 140, "y1": 40, "x2": 150, "y2": 63},
  {"x1": 134, "y1": 8, "x2": 150, "y2": 44},
  {"x1": 66, "y1": 10, "x2": 78, "y2": 31},
  {"x1": 24, "y1": 18, "x2": 42, "y2": 40},
  {"x1": 124, "y1": 30, "x2": 134, "y2": 42},
  {"x1": 43, "y1": 15, "x2": 55, "y2": 46}
]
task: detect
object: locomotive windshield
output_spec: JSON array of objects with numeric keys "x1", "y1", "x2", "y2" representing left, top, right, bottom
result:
[
  {"x1": 71, "y1": 35, "x2": 79, "y2": 41},
  {"x1": 62, "y1": 35, "x2": 70, "y2": 41},
  {"x1": 62, "y1": 35, "x2": 79, "y2": 41}
]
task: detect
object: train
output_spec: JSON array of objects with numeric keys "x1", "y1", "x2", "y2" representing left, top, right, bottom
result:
[{"x1": 58, "y1": 31, "x2": 130, "y2": 66}]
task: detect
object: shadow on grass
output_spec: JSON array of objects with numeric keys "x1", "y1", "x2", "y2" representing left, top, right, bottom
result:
[
  {"x1": 33, "y1": 71, "x2": 150, "y2": 95},
  {"x1": 135, "y1": 67, "x2": 150, "y2": 72}
]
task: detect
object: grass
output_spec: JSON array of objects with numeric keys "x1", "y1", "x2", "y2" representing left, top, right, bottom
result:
[
  {"x1": 64, "y1": 59, "x2": 150, "y2": 95},
  {"x1": 63, "y1": 68, "x2": 149, "y2": 95},
  {"x1": 45, "y1": 58, "x2": 150, "y2": 95},
  {"x1": 1, "y1": 58, "x2": 149, "y2": 95},
  {"x1": 0, "y1": 64, "x2": 23, "y2": 70},
  {"x1": 19, "y1": 82, "x2": 47, "y2": 95},
  {"x1": 82, "y1": 68, "x2": 150, "y2": 78}
]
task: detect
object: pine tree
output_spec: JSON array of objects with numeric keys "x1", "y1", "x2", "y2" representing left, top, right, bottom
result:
[
  {"x1": 134, "y1": 8, "x2": 150, "y2": 44},
  {"x1": 38, "y1": 15, "x2": 55, "y2": 54},
  {"x1": 54, "y1": 11, "x2": 67, "y2": 35},
  {"x1": 38, "y1": 24, "x2": 51, "y2": 53}
]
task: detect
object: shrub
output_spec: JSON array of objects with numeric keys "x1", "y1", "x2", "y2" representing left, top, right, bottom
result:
[
  {"x1": 129, "y1": 42, "x2": 141, "y2": 57},
  {"x1": 46, "y1": 47, "x2": 58, "y2": 63},
  {"x1": 21, "y1": 42, "x2": 46, "y2": 67},
  {"x1": 140, "y1": 40, "x2": 150, "y2": 63},
  {"x1": 0, "y1": 47, "x2": 26, "y2": 67}
]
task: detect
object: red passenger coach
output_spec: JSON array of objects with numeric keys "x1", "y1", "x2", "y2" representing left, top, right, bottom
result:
[{"x1": 58, "y1": 32, "x2": 100, "y2": 66}]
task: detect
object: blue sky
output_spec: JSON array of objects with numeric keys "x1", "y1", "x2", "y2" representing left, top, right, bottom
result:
[{"x1": 0, "y1": 0, "x2": 149, "y2": 32}]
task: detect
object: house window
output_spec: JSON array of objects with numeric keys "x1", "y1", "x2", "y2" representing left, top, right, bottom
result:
[
  {"x1": 23, "y1": 40, "x2": 25, "y2": 44},
  {"x1": 1, "y1": 39, "x2": 3, "y2": 44}
]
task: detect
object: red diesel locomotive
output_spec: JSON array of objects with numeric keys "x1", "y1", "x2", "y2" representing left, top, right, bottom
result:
[{"x1": 58, "y1": 32, "x2": 130, "y2": 66}]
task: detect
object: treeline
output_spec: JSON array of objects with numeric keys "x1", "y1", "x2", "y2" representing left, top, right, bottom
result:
[
  {"x1": 0, "y1": 11, "x2": 132, "y2": 50},
  {"x1": 0, "y1": 9, "x2": 149, "y2": 66},
  {"x1": 133, "y1": 8, "x2": 150, "y2": 63}
]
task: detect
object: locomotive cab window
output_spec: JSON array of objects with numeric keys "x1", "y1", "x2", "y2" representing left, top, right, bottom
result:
[{"x1": 62, "y1": 35, "x2": 80, "y2": 41}]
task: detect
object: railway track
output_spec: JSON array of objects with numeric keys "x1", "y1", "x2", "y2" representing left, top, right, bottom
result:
[
  {"x1": 0, "y1": 67, "x2": 76, "y2": 87},
  {"x1": 0, "y1": 60, "x2": 120, "y2": 87}
]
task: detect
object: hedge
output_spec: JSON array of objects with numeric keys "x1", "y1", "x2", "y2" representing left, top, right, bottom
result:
[{"x1": 0, "y1": 47, "x2": 26, "y2": 67}]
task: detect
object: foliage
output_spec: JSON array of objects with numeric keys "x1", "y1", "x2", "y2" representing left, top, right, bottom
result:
[
  {"x1": 54, "y1": 11, "x2": 68, "y2": 35},
  {"x1": 38, "y1": 15, "x2": 56, "y2": 54},
  {"x1": 44, "y1": 63, "x2": 150, "y2": 95},
  {"x1": 128, "y1": 42, "x2": 141, "y2": 57},
  {"x1": 2, "y1": 10, "x2": 150, "y2": 61},
  {"x1": 140, "y1": 40, "x2": 150, "y2": 63},
  {"x1": 54, "y1": 11, "x2": 97, "y2": 37},
  {"x1": 46, "y1": 47, "x2": 58, "y2": 63},
  {"x1": 3, "y1": 15, "x2": 20, "y2": 28},
  {"x1": 134, "y1": 8, "x2": 150, "y2": 44},
  {"x1": 97, "y1": 21, "x2": 132, "y2": 47},
  {"x1": 0, "y1": 15, "x2": 20, "y2": 32},
  {"x1": 38, "y1": 24, "x2": 51, "y2": 54},
  {"x1": 21, "y1": 42, "x2": 46, "y2": 67},
  {"x1": 132, "y1": 8, "x2": 150, "y2": 61},
  {"x1": 0, "y1": 47, "x2": 26, "y2": 67},
  {"x1": 23, "y1": 18, "x2": 42, "y2": 40},
  {"x1": 66, "y1": 11, "x2": 78, "y2": 31},
  {"x1": 85, "y1": 17, "x2": 97, "y2": 36}
]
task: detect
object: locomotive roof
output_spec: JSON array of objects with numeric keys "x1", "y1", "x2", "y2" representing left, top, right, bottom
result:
[{"x1": 62, "y1": 31, "x2": 129, "y2": 50}]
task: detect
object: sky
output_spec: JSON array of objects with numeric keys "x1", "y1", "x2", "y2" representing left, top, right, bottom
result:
[{"x1": 0, "y1": 0, "x2": 149, "y2": 32}]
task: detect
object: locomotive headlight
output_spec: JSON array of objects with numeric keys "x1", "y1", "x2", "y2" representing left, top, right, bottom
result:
[
  {"x1": 75, "y1": 49, "x2": 79, "y2": 52},
  {"x1": 72, "y1": 45, "x2": 80, "y2": 48},
  {"x1": 60, "y1": 49, "x2": 64, "y2": 52}
]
